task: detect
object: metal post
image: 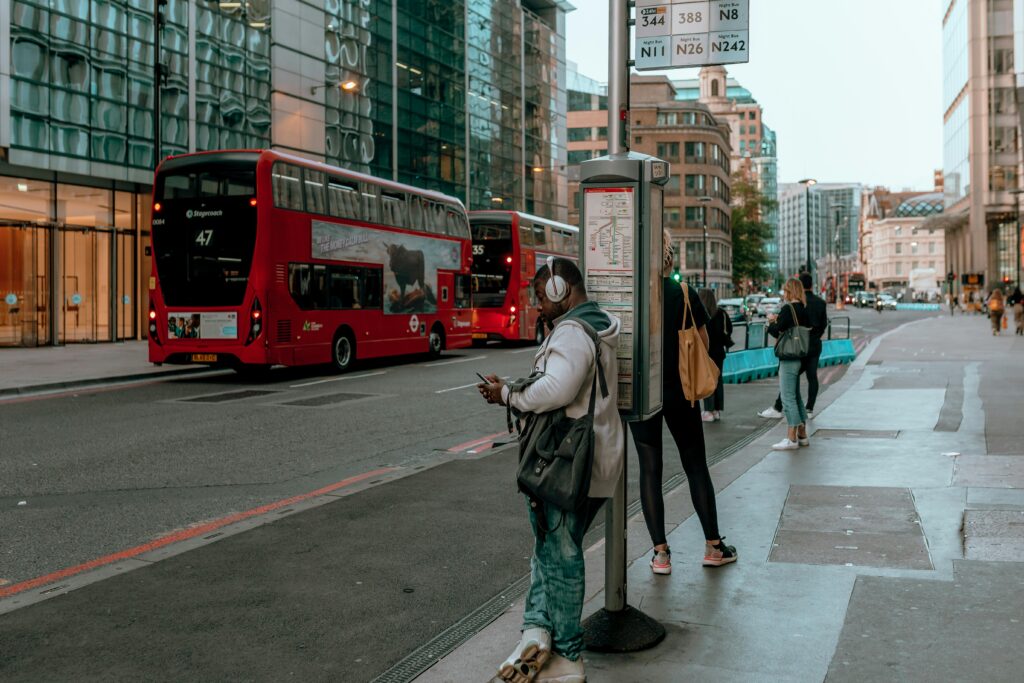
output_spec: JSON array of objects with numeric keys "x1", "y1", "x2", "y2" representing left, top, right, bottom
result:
[
  {"x1": 702, "y1": 221, "x2": 708, "y2": 288},
  {"x1": 607, "y1": 0, "x2": 628, "y2": 155},
  {"x1": 805, "y1": 185, "x2": 812, "y2": 278},
  {"x1": 603, "y1": 430, "x2": 627, "y2": 612}
]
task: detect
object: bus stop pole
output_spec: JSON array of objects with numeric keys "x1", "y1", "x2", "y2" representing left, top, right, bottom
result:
[{"x1": 582, "y1": 0, "x2": 665, "y2": 652}]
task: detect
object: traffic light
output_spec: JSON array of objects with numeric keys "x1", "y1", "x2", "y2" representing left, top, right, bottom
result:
[{"x1": 672, "y1": 270, "x2": 681, "y2": 282}]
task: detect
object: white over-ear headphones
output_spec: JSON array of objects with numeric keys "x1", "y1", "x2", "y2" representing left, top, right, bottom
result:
[{"x1": 545, "y1": 256, "x2": 569, "y2": 303}]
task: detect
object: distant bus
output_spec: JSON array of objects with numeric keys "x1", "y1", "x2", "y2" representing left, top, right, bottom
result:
[
  {"x1": 841, "y1": 271, "x2": 866, "y2": 304},
  {"x1": 148, "y1": 149, "x2": 473, "y2": 373},
  {"x1": 469, "y1": 211, "x2": 579, "y2": 344}
]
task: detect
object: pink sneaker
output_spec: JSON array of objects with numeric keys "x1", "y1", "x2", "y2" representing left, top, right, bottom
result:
[{"x1": 650, "y1": 548, "x2": 671, "y2": 575}]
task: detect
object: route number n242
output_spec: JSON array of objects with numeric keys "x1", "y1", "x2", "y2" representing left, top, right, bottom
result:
[{"x1": 712, "y1": 39, "x2": 746, "y2": 53}]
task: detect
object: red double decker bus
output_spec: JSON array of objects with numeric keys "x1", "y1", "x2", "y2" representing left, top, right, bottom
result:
[
  {"x1": 148, "y1": 150, "x2": 473, "y2": 373},
  {"x1": 469, "y1": 211, "x2": 579, "y2": 344}
]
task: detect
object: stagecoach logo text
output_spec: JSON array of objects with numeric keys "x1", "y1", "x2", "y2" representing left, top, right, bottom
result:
[{"x1": 186, "y1": 209, "x2": 224, "y2": 219}]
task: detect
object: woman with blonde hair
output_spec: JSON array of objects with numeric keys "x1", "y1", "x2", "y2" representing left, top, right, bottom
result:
[{"x1": 767, "y1": 278, "x2": 811, "y2": 450}]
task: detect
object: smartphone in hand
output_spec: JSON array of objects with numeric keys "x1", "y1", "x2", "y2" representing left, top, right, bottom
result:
[{"x1": 475, "y1": 372, "x2": 489, "y2": 384}]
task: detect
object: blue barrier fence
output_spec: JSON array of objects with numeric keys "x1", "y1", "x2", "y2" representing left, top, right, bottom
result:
[
  {"x1": 722, "y1": 338, "x2": 857, "y2": 384},
  {"x1": 895, "y1": 303, "x2": 941, "y2": 311}
]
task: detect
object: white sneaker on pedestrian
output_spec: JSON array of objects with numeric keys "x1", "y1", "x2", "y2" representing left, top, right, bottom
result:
[
  {"x1": 498, "y1": 627, "x2": 551, "y2": 682},
  {"x1": 772, "y1": 438, "x2": 799, "y2": 450},
  {"x1": 798, "y1": 437, "x2": 810, "y2": 447},
  {"x1": 535, "y1": 653, "x2": 585, "y2": 683},
  {"x1": 713, "y1": 411, "x2": 721, "y2": 421},
  {"x1": 758, "y1": 407, "x2": 784, "y2": 419},
  {"x1": 806, "y1": 410, "x2": 814, "y2": 419},
  {"x1": 701, "y1": 411, "x2": 715, "y2": 422}
]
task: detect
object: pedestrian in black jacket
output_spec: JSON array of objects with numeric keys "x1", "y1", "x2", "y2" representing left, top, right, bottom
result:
[
  {"x1": 698, "y1": 288, "x2": 732, "y2": 422},
  {"x1": 759, "y1": 272, "x2": 828, "y2": 420}
]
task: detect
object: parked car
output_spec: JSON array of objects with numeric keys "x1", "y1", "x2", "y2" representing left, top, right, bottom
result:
[
  {"x1": 878, "y1": 293, "x2": 897, "y2": 310},
  {"x1": 744, "y1": 294, "x2": 765, "y2": 318},
  {"x1": 757, "y1": 297, "x2": 782, "y2": 317},
  {"x1": 718, "y1": 298, "x2": 747, "y2": 323}
]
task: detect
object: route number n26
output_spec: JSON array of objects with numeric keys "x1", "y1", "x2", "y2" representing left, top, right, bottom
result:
[{"x1": 677, "y1": 42, "x2": 704, "y2": 55}]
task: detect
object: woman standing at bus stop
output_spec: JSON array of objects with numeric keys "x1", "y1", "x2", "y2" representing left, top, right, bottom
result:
[
  {"x1": 629, "y1": 232, "x2": 738, "y2": 576},
  {"x1": 699, "y1": 288, "x2": 732, "y2": 423}
]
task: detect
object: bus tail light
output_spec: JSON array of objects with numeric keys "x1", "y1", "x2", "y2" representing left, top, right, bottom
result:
[
  {"x1": 148, "y1": 301, "x2": 161, "y2": 345},
  {"x1": 245, "y1": 297, "x2": 263, "y2": 345},
  {"x1": 509, "y1": 305, "x2": 517, "y2": 327},
  {"x1": 505, "y1": 256, "x2": 513, "y2": 265}
]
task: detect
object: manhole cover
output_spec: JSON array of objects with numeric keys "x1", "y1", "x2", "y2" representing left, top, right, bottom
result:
[
  {"x1": 812, "y1": 429, "x2": 899, "y2": 439},
  {"x1": 182, "y1": 390, "x2": 279, "y2": 403},
  {"x1": 281, "y1": 392, "x2": 375, "y2": 407}
]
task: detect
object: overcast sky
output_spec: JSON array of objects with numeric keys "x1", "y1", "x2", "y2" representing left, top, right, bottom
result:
[{"x1": 565, "y1": 0, "x2": 943, "y2": 191}]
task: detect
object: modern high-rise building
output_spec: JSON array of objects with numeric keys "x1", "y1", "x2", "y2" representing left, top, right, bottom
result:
[
  {"x1": 0, "y1": 0, "x2": 572, "y2": 347},
  {"x1": 777, "y1": 182, "x2": 861, "y2": 285},
  {"x1": 940, "y1": 0, "x2": 1022, "y2": 291},
  {"x1": 566, "y1": 72, "x2": 735, "y2": 294},
  {"x1": 673, "y1": 66, "x2": 779, "y2": 287}
]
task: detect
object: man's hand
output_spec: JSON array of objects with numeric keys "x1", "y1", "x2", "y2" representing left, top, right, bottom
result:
[{"x1": 477, "y1": 374, "x2": 506, "y2": 405}]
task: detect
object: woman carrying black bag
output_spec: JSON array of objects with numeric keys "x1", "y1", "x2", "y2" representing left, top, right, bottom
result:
[
  {"x1": 768, "y1": 278, "x2": 810, "y2": 450},
  {"x1": 698, "y1": 288, "x2": 732, "y2": 422}
]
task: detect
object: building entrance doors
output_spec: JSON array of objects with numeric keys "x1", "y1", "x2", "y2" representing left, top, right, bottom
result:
[{"x1": 0, "y1": 224, "x2": 50, "y2": 347}]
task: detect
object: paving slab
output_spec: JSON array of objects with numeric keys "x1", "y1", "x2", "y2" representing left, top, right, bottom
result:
[
  {"x1": 825, "y1": 561, "x2": 1024, "y2": 682},
  {"x1": 953, "y1": 455, "x2": 1024, "y2": 488},
  {"x1": 963, "y1": 509, "x2": 1024, "y2": 562}
]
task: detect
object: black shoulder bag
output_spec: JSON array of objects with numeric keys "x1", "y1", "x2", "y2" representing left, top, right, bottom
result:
[{"x1": 506, "y1": 319, "x2": 608, "y2": 515}]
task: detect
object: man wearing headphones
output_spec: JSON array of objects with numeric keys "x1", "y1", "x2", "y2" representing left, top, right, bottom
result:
[{"x1": 478, "y1": 257, "x2": 622, "y2": 683}]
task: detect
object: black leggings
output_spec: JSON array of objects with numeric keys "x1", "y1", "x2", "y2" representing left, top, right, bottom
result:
[{"x1": 629, "y1": 399, "x2": 720, "y2": 546}]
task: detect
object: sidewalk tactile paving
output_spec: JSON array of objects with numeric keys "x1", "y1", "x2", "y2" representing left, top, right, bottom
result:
[{"x1": 770, "y1": 486, "x2": 932, "y2": 570}]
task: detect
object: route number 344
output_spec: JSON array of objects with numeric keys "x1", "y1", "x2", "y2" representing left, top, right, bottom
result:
[{"x1": 640, "y1": 13, "x2": 665, "y2": 27}]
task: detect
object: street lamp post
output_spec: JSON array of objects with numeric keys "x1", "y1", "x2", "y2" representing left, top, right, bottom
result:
[
  {"x1": 1011, "y1": 188, "x2": 1024, "y2": 290},
  {"x1": 699, "y1": 196, "x2": 712, "y2": 288},
  {"x1": 799, "y1": 178, "x2": 818, "y2": 281}
]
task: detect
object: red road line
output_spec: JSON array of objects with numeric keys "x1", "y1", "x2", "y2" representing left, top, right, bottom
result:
[
  {"x1": 447, "y1": 430, "x2": 508, "y2": 453},
  {"x1": 0, "y1": 467, "x2": 396, "y2": 599}
]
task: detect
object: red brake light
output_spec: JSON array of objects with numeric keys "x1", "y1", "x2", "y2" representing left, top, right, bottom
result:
[
  {"x1": 149, "y1": 310, "x2": 157, "y2": 320},
  {"x1": 253, "y1": 310, "x2": 261, "y2": 319},
  {"x1": 510, "y1": 306, "x2": 517, "y2": 314},
  {"x1": 249, "y1": 198, "x2": 257, "y2": 207},
  {"x1": 505, "y1": 256, "x2": 513, "y2": 264},
  {"x1": 153, "y1": 202, "x2": 162, "y2": 212}
]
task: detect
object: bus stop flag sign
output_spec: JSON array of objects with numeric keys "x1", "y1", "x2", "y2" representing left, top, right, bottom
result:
[{"x1": 635, "y1": 0, "x2": 749, "y2": 71}]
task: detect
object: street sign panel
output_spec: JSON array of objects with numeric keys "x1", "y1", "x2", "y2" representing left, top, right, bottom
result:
[{"x1": 635, "y1": 0, "x2": 749, "y2": 71}]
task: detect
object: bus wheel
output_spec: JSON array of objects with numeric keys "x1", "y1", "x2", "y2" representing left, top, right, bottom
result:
[
  {"x1": 332, "y1": 330, "x2": 355, "y2": 373},
  {"x1": 428, "y1": 325, "x2": 445, "y2": 358},
  {"x1": 535, "y1": 321, "x2": 546, "y2": 345}
]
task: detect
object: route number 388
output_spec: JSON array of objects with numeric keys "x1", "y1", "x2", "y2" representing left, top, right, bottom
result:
[{"x1": 677, "y1": 11, "x2": 702, "y2": 24}]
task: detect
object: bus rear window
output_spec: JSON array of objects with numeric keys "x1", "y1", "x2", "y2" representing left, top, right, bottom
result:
[{"x1": 158, "y1": 168, "x2": 255, "y2": 200}]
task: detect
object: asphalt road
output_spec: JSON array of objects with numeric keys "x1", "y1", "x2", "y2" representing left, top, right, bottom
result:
[{"x1": 0, "y1": 306, "x2": 929, "y2": 681}]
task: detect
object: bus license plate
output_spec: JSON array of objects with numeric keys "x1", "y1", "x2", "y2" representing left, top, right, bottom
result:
[
  {"x1": 472, "y1": 333, "x2": 487, "y2": 339},
  {"x1": 191, "y1": 353, "x2": 217, "y2": 363}
]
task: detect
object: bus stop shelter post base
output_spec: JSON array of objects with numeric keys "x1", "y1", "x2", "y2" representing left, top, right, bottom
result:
[{"x1": 583, "y1": 420, "x2": 665, "y2": 652}]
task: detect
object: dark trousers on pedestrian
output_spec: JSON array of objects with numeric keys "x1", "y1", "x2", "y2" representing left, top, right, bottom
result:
[
  {"x1": 703, "y1": 358, "x2": 725, "y2": 412},
  {"x1": 774, "y1": 349, "x2": 820, "y2": 413}
]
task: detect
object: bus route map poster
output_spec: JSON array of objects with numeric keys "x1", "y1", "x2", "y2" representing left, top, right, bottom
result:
[{"x1": 311, "y1": 220, "x2": 461, "y2": 314}]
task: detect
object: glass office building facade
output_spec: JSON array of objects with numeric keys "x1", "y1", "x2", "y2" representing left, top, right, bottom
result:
[{"x1": 0, "y1": 0, "x2": 570, "y2": 346}]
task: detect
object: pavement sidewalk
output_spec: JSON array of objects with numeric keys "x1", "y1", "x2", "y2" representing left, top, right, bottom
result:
[
  {"x1": 417, "y1": 313, "x2": 1024, "y2": 682},
  {"x1": 0, "y1": 341, "x2": 211, "y2": 396}
]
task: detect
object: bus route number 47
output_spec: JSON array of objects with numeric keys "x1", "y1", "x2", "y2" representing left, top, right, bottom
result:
[{"x1": 194, "y1": 229, "x2": 214, "y2": 246}]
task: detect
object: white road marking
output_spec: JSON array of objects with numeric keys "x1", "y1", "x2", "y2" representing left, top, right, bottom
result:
[
  {"x1": 289, "y1": 371, "x2": 387, "y2": 388},
  {"x1": 420, "y1": 355, "x2": 487, "y2": 367},
  {"x1": 512, "y1": 347, "x2": 539, "y2": 354},
  {"x1": 435, "y1": 375, "x2": 509, "y2": 394}
]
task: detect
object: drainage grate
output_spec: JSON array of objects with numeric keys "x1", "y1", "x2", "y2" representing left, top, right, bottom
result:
[
  {"x1": 280, "y1": 392, "x2": 374, "y2": 407},
  {"x1": 181, "y1": 390, "x2": 279, "y2": 403},
  {"x1": 812, "y1": 429, "x2": 899, "y2": 439},
  {"x1": 370, "y1": 574, "x2": 532, "y2": 683}
]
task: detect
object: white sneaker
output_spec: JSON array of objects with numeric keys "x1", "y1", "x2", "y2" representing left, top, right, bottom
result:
[
  {"x1": 701, "y1": 411, "x2": 715, "y2": 422},
  {"x1": 713, "y1": 411, "x2": 721, "y2": 421},
  {"x1": 758, "y1": 407, "x2": 784, "y2": 419},
  {"x1": 499, "y1": 627, "x2": 551, "y2": 682},
  {"x1": 536, "y1": 653, "x2": 585, "y2": 683},
  {"x1": 806, "y1": 410, "x2": 814, "y2": 419},
  {"x1": 798, "y1": 437, "x2": 810, "y2": 447},
  {"x1": 772, "y1": 438, "x2": 799, "y2": 450}
]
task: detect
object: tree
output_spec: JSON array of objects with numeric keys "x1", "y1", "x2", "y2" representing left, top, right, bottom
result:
[{"x1": 730, "y1": 171, "x2": 776, "y2": 293}]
